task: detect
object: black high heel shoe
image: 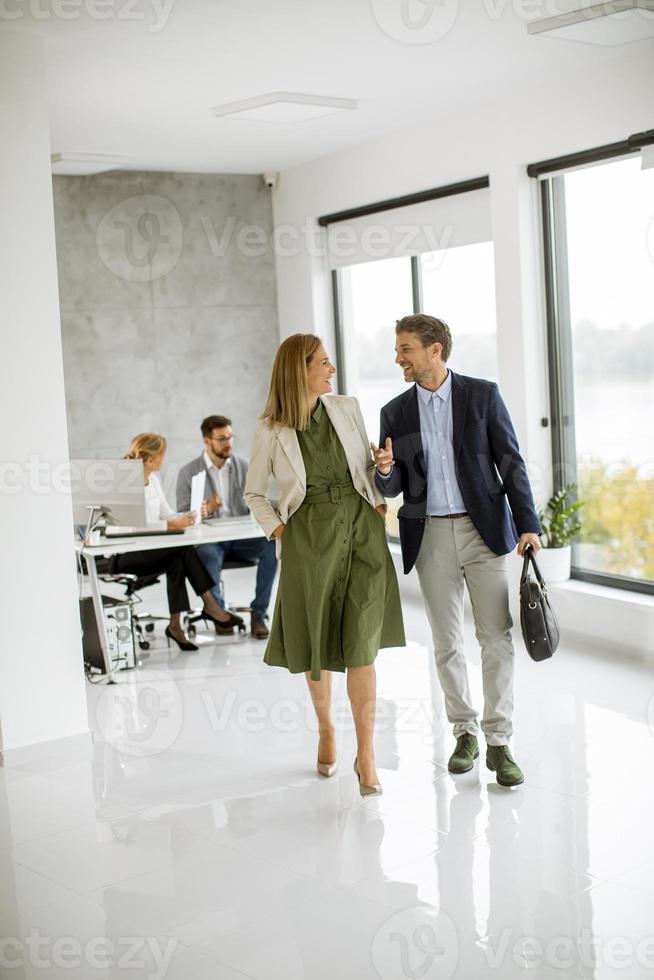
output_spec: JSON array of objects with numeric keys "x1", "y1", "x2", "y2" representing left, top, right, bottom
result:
[
  {"x1": 165, "y1": 626, "x2": 198, "y2": 652},
  {"x1": 200, "y1": 608, "x2": 246, "y2": 635}
]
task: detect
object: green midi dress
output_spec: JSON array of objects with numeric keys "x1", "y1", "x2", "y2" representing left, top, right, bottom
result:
[{"x1": 264, "y1": 400, "x2": 405, "y2": 681}]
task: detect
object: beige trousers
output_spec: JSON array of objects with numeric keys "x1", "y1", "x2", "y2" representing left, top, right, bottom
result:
[{"x1": 415, "y1": 516, "x2": 514, "y2": 746}]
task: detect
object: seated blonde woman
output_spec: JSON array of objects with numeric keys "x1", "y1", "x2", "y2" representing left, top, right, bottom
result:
[{"x1": 110, "y1": 433, "x2": 244, "y2": 650}]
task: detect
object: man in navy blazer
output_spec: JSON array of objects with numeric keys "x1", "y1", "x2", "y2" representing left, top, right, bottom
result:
[{"x1": 373, "y1": 314, "x2": 541, "y2": 787}]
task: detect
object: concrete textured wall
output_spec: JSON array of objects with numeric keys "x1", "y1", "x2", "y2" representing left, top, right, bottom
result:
[{"x1": 53, "y1": 170, "x2": 278, "y2": 500}]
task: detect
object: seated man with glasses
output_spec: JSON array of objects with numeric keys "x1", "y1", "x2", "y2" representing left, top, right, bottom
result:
[{"x1": 176, "y1": 414, "x2": 278, "y2": 639}]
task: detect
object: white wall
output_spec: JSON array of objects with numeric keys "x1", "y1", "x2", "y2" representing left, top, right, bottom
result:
[
  {"x1": 0, "y1": 33, "x2": 90, "y2": 760},
  {"x1": 271, "y1": 44, "x2": 654, "y2": 649}
]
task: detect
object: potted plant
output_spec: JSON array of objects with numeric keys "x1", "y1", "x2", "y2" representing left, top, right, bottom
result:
[{"x1": 536, "y1": 483, "x2": 585, "y2": 583}]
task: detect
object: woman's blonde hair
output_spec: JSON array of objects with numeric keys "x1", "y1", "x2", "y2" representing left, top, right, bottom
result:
[
  {"x1": 124, "y1": 432, "x2": 167, "y2": 462},
  {"x1": 262, "y1": 334, "x2": 322, "y2": 430}
]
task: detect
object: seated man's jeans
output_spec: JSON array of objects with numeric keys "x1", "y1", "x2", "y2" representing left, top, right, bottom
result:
[{"x1": 195, "y1": 537, "x2": 278, "y2": 619}]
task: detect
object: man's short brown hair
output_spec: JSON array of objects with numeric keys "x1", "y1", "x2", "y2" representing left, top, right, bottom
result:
[
  {"x1": 395, "y1": 314, "x2": 452, "y2": 362},
  {"x1": 201, "y1": 415, "x2": 232, "y2": 437}
]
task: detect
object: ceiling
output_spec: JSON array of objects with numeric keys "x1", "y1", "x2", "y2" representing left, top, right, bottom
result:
[{"x1": 7, "y1": 0, "x2": 654, "y2": 173}]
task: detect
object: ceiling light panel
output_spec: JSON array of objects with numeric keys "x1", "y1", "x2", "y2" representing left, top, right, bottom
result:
[
  {"x1": 212, "y1": 92, "x2": 358, "y2": 123},
  {"x1": 51, "y1": 153, "x2": 131, "y2": 175},
  {"x1": 528, "y1": 0, "x2": 654, "y2": 46}
]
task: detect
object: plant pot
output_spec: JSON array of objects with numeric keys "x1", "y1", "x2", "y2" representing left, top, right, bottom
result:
[{"x1": 535, "y1": 545, "x2": 571, "y2": 584}]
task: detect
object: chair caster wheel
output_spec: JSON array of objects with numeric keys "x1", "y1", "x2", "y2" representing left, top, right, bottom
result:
[
  {"x1": 139, "y1": 640, "x2": 150, "y2": 651},
  {"x1": 145, "y1": 623, "x2": 155, "y2": 633}
]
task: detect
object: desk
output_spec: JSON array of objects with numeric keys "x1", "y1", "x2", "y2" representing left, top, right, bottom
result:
[{"x1": 76, "y1": 518, "x2": 265, "y2": 681}]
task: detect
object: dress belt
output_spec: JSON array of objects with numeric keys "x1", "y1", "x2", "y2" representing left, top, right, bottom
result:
[
  {"x1": 304, "y1": 483, "x2": 358, "y2": 504},
  {"x1": 428, "y1": 512, "x2": 468, "y2": 520}
]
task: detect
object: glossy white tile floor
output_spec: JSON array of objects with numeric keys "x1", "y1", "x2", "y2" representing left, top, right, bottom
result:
[{"x1": 2, "y1": 573, "x2": 653, "y2": 980}]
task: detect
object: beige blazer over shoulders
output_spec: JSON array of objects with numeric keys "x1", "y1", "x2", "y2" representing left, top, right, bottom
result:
[{"x1": 244, "y1": 395, "x2": 385, "y2": 557}]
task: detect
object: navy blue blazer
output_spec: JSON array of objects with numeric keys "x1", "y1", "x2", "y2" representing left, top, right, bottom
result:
[{"x1": 376, "y1": 371, "x2": 541, "y2": 573}]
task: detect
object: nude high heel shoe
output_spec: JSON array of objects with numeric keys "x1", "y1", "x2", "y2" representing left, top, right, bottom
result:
[
  {"x1": 353, "y1": 757, "x2": 383, "y2": 797},
  {"x1": 317, "y1": 732, "x2": 337, "y2": 777}
]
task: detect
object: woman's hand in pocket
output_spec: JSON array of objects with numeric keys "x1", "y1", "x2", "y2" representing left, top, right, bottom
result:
[
  {"x1": 375, "y1": 504, "x2": 387, "y2": 523},
  {"x1": 272, "y1": 524, "x2": 285, "y2": 539}
]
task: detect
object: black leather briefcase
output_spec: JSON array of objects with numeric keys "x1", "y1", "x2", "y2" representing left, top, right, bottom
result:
[{"x1": 520, "y1": 545, "x2": 560, "y2": 662}]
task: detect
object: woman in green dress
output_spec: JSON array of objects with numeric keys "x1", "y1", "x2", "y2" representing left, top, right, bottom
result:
[{"x1": 245, "y1": 334, "x2": 405, "y2": 796}]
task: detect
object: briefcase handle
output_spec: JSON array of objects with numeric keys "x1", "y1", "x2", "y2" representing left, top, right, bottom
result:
[{"x1": 520, "y1": 543, "x2": 547, "y2": 595}]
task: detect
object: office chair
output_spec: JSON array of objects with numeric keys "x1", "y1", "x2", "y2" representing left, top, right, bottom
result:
[{"x1": 183, "y1": 557, "x2": 257, "y2": 637}]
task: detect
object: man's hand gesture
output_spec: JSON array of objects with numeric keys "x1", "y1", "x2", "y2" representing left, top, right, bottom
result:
[{"x1": 371, "y1": 438, "x2": 394, "y2": 476}]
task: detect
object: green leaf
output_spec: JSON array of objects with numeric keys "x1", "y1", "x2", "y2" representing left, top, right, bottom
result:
[{"x1": 538, "y1": 482, "x2": 586, "y2": 547}]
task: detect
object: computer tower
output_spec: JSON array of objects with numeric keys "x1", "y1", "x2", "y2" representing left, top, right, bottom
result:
[{"x1": 80, "y1": 595, "x2": 136, "y2": 673}]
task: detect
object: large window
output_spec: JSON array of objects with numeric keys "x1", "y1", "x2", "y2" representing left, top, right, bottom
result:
[
  {"x1": 337, "y1": 256, "x2": 413, "y2": 447},
  {"x1": 420, "y1": 241, "x2": 498, "y2": 382},
  {"x1": 335, "y1": 240, "x2": 498, "y2": 537},
  {"x1": 542, "y1": 154, "x2": 654, "y2": 592}
]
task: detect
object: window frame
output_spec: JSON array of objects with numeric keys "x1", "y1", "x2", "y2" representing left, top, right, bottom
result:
[
  {"x1": 331, "y1": 260, "x2": 416, "y2": 545},
  {"x1": 537, "y1": 142, "x2": 654, "y2": 597},
  {"x1": 323, "y1": 175, "x2": 491, "y2": 389},
  {"x1": 330, "y1": 193, "x2": 495, "y2": 546},
  {"x1": 331, "y1": 258, "x2": 421, "y2": 387}
]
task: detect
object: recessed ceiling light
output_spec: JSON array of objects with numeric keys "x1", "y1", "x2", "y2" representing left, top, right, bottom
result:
[
  {"x1": 212, "y1": 92, "x2": 358, "y2": 123},
  {"x1": 51, "y1": 153, "x2": 132, "y2": 175},
  {"x1": 527, "y1": 0, "x2": 654, "y2": 46}
]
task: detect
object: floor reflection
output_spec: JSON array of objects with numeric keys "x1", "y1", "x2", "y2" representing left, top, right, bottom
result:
[{"x1": 1, "y1": 594, "x2": 653, "y2": 979}]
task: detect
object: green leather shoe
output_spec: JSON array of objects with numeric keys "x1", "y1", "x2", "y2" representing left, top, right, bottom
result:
[
  {"x1": 486, "y1": 745, "x2": 524, "y2": 787},
  {"x1": 448, "y1": 733, "x2": 479, "y2": 773}
]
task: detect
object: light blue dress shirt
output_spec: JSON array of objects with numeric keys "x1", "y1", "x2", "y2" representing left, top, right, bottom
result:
[
  {"x1": 376, "y1": 373, "x2": 467, "y2": 514},
  {"x1": 415, "y1": 373, "x2": 466, "y2": 516}
]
